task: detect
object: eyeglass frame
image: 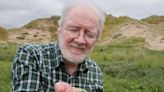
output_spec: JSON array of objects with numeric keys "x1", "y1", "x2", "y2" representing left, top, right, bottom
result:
[{"x1": 61, "y1": 24, "x2": 100, "y2": 41}]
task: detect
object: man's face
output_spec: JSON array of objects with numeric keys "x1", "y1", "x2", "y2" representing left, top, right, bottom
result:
[{"x1": 58, "y1": 6, "x2": 99, "y2": 64}]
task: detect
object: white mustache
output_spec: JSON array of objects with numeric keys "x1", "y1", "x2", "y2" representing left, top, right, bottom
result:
[{"x1": 71, "y1": 44, "x2": 86, "y2": 49}]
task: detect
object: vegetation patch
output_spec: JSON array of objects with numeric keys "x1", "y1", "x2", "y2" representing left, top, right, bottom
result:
[
  {"x1": 110, "y1": 37, "x2": 145, "y2": 48},
  {"x1": 141, "y1": 15, "x2": 164, "y2": 24},
  {"x1": 0, "y1": 27, "x2": 8, "y2": 41},
  {"x1": 91, "y1": 45, "x2": 164, "y2": 92},
  {"x1": 16, "y1": 36, "x2": 25, "y2": 40}
]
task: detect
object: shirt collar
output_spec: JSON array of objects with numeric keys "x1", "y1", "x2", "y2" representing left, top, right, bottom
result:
[{"x1": 77, "y1": 58, "x2": 89, "y2": 72}]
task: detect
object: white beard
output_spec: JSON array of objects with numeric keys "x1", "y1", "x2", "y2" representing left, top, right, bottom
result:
[{"x1": 58, "y1": 38, "x2": 86, "y2": 64}]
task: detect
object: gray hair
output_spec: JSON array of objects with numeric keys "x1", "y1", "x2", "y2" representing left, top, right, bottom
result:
[{"x1": 58, "y1": 2, "x2": 106, "y2": 33}]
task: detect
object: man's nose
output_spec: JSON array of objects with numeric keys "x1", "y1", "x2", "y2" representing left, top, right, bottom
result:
[{"x1": 74, "y1": 30, "x2": 86, "y2": 44}]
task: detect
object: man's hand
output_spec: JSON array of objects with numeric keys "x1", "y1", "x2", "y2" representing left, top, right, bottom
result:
[{"x1": 54, "y1": 82, "x2": 87, "y2": 92}]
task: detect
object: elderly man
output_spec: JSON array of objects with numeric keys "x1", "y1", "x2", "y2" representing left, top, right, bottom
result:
[{"x1": 11, "y1": 2, "x2": 106, "y2": 92}]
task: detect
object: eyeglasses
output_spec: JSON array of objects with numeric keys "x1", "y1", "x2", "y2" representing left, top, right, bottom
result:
[{"x1": 64, "y1": 26, "x2": 98, "y2": 40}]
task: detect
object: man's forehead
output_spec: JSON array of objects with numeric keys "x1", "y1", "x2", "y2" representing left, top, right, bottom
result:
[
  {"x1": 64, "y1": 18, "x2": 98, "y2": 30},
  {"x1": 66, "y1": 21, "x2": 97, "y2": 29}
]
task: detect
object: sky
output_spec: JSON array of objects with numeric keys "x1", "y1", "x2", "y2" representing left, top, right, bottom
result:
[{"x1": 0, "y1": 0, "x2": 164, "y2": 28}]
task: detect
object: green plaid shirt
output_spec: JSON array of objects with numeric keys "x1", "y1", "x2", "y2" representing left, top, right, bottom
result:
[{"x1": 11, "y1": 42, "x2": 103, "y2": 92}]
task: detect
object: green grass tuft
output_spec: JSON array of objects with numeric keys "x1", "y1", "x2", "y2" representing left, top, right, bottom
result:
[{"x1": 0, "y1": 61, "x2": 12, "y2": 92}]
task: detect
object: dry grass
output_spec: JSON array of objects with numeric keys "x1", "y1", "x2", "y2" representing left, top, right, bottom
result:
[{"x1": 0, "y1": 27, "x2": 8, "y2": 41}]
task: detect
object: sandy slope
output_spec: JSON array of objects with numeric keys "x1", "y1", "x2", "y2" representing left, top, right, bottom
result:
[
  {"x1": 8, "y1": 28, "x2": 53, "y2": 43},
  {"x1": 1, "y1": 16, "x2": 164, "y2": 51},
  {"x1": 116, "y1": 23, "x2": 164, "y2": 51}
]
